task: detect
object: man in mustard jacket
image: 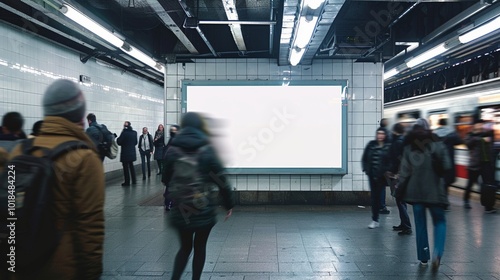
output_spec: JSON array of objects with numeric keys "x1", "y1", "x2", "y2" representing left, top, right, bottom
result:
[{"x1": 7, "y1": 79, "x2": 105, "y2": 280}]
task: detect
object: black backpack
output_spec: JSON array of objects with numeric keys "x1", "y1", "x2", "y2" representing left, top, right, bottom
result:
[
  {"x1": 95, "y1": 124, "x2": 117, "y2": 159},
  {"x1": 0, "y1": 139, "x2": 89, "y2": 273},
  {"x1": 168, "y1": 146, "x2": 215, "y2": 221}
]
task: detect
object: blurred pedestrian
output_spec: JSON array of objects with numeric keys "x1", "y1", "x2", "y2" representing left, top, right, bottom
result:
[
  {"x1": 162, "y1": 112, "x2": 234, "y2": 280},
  {"x1": 362, "y1": 128, "x2": 391, "y2": 229},
  {"x1": 399, "y1": 118, "x2": 451, "y2": 271}
]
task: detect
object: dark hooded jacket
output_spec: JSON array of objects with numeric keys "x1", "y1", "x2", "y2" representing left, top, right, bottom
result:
[
  {"x1": 399, "y1": 121, "x2": 451, "y2": 206},
  {"x1": 162, "y1": 114, "x2": 233, "y2": 230},
  {"x1": 434, "y1": 126, "x2": 464, "y2": 184}
]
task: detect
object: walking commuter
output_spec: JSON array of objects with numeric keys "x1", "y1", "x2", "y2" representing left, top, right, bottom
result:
[
  {"x1": 398, "y1": 118, "x2": 451, "y2": 271},
  {"x1": 162, "y1": 112, "x2": 234, "y2": 280},
  {"x1": 463, "y1": 120, "x2": 497, "y2": 213},
  {"x1": 384, "y1": 123, "x2": 412, "y2": 235},
  {"x1": 4, "y1": 79, "x2": 105, "y2": 279},
  {"x1": 28, "y1": 120, "x2": 44, "y2": 138},
  {"x1": 153, "y1": 124, "x2": 165, "y2": 175},
  {"x1": 138, "y1": 127, "x2": 154, "y2": 180},
  {"x1": 0, "y1": 111, "x2": 27, "y2": 140},
  {"x1": 434, "y1": 118, "x2": 464, "y2": 210},
  {"x1": 362, "y1": 128, "x2": 391, "y2": 229},
  {"x1": 117, "y1": 121, "x2": 138, "y2": 186}
]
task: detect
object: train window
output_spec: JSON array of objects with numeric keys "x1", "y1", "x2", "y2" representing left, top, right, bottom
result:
[
  {"x1": 396, "y1": 110, "x2": 420, "y2": 132},
  {"x1": 428, "y1": 110, "x2": 447, "y2": 130}
]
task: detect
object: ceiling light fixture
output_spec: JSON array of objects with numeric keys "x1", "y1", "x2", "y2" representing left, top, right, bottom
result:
[
  {"x1": 458, "y1": 15, "x2": 500, "y2": 44},
  {"x1": 406, "y1": 43, "x2": 447, "y2": 68},
  {"x1": 60, "y1": 4, "x2": 124, "y2": 48},
  {"x1": 60, "y1": 4, "x2": 164, "y2": 73},
  {"x1": 288, "y1": 0, "x2": 325, "y2": 66}
]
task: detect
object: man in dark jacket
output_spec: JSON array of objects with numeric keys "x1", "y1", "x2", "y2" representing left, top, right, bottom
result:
[
  {"x1": 85, "y1": 113, "x2": 111, "y2": 161},
  {"x1": 162, "y1": 112, "x2": 233, "y2": 280},
  {"x1": 117, "y1": 121, "x2": 138, "y2": 186},
  {"x1": 138, "y1": 127, "x2": 154, "y2": 180},
  {"x1": 433, "y1": 118, "x2": 464, "y2": 210},
  {"x1": 0, "y1": 111, "x2": 27, "y2": 140},
  {"x1": 362, "y1": 128, "x2": 391, "y2": 229},
  {"x1": 384, "y1": 123, "x2": 412, "y2": 234}
]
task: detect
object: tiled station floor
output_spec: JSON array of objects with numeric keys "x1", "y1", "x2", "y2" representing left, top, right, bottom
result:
[{"x1": 102, "y1": 175, "x2": 499, "y2": 280}]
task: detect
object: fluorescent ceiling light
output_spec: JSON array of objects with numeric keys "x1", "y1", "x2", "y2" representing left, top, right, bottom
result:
[
  {"x1": 384, "y1": 68, "x2": 399, "y2": 80},
  {"x1": 293, "y1": 16, "x2": 319, "y2": 49},
  {"x1": 305, "y1": 0, "x2": 326, "y2": 10},
  {"x1": 406, "y1": 43, "x2": 447, "y2": 68},
  {"x1": 289, "y1": 48, "x2": 306, "y2": 66},
  {"x1": 125, "y1": 46, "x2": 164, "y2": 73},
  {"x1": 459, "y1": 16, "x2": 500, "y2": 44},
  {"x1": 60, "y1": 4, "x2": 124, "y2": 48}
]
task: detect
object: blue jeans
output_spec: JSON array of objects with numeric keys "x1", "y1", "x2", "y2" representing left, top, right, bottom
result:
[
  {"x1": 140, "y1": 149, "x2": 152, "y2": 177},
  {"x1": 412, "y1": 204, "x2": 446, "y2": 262},
  {"x1": 396, "y1": 197, "x2": 411, "y2": 229}
]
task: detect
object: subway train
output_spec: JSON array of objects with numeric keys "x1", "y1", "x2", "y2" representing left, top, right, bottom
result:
[{"x1": 384, "y1": 77, "x2": 500, "y2": 194}]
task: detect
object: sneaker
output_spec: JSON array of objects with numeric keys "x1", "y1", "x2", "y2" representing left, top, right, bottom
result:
[
  {"x1": 398, "y1": 229, "x2": 412, "y2": 235},
  {"x1": 464, "y1": 202, "x2": 471, "y2": 209},
  {"x1": 431, "y1": 257, "x2": 441, "y2": 272},
  {"x1": 368, "y1": 221, "x2": 380, "y2": 229},
  {"x1": 420, "y1": 261, "x2": 428, "y2": 266},
  {"x1": 379, "y1": 207, "x2": 390, "y2": 214},
  {"x1": 485, "y1": 208, "x2": 497, "y2": 214}
]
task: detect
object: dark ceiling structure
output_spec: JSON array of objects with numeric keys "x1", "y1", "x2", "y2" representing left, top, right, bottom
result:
[{"x1": 1, "y1": 0, "x2": 499, "y2": 87}]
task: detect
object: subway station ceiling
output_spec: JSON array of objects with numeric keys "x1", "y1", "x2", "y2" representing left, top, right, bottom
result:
[{"x1": 1, "y1": 0, "x2": 499, "y2": 85}]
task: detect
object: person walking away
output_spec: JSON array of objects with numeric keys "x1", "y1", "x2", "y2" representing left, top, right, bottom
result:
[
  {"x1": 153, "y1": 124, "x2": 165, "y2": 175},
  {"x1": 4, "y1": 79, "x2": 105, "y2": 279},
  {"x1": 85, "y1": 113, "x2": 111, "y2": 161},
  {"x1": 162, "y1": 112, "x2": 234, "y2": 280},
  {"x1": 399, "y1": 118, "x2": 451, "y2": 271},
  {"x1": 117, "y1": 121, "x2": 138, "y2": 186},
  {"x1": 433, "y1": 118, "x2": 464, "y2": 211},
  {"x1": 384, "y1": 123, "x2": 412, "y2": 235},
  {"x1": 138, "y1": 127, "x2": 154, "y2": 180},
  {"x1": 362, "y1": 128, "x2": 391, "y2": 229},
  {"x1": 463, "y1": 120, "x2": 497, "y2": 213}
]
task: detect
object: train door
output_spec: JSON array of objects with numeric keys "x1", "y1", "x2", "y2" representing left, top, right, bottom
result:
[
  {"x1": 453, "y1": 112, "x2": 474, "y2": 188},
  {"x1": 396, "y1": 110, "x2": 420, "y2": 133}
]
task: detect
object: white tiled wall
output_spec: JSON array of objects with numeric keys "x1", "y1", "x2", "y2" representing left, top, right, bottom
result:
[
  {"x1": 165, "y1": 59, "x2": 383, "y2": 191},
  {"x1": 0, "y1": 23, "x2": 164, "y2": 173}
]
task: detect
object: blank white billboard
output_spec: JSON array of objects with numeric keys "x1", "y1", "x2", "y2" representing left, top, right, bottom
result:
[{"x1": 182, "y1": 80, "x2": 347, "y2": 174}]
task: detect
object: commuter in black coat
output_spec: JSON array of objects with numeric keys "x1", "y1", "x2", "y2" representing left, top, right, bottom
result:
[{"x1": 117, "y1": 121, "x2": 138, "y2": 186}]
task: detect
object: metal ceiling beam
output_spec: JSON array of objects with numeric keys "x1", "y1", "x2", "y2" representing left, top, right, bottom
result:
[
  {"x1": 178, "y1": 0, "x2": 217, "y2": 57},
  {"x1": 145, "y1": 0, "x2": 199, "y2": 54},
  {"x1": 198, "y1": 20, "x2": 276, "y2": 25},
  {"x1": 222, "y1": 0, "x2": 247, "y2": 52},
  {"x1": 349, "y1": 0, "x2": 474, "y2": 1}
]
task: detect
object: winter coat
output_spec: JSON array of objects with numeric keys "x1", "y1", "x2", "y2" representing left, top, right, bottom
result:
[
  {"x1": 117, "y1": 127, "x2": 137, "y2": 162},
  {"x1": 362, "y1": 140, "x2": 391, "y2": 179},
  {"x1": 399, "y1": 129, "x2": 451, "y2": 206},
  {"x1": 138, "y1": 133, "x2": 154, "y2": 153},
  {"x1": 8, "y1": 116, "x2": 105, "y2": 280},
  {"x1": 85, "y1": 121, "x2": 106, "y2": 161},
  {"x1": 162, "y1": 127, "x2": 234, "y2": 230},
  {"x1": 153, "y1": 130, "x2": 165, "y2": 160},
  {"x1": 434, "y1": 126, "x2": 464, "y2": 183}
]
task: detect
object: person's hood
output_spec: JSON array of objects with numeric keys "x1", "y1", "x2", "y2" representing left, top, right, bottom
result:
[
  {"x1": 434, "y1": 126, "x2": 453, "y2": 138},
  {"x1": 171, "y1": 127, "x2": 209, "y2": 150}
]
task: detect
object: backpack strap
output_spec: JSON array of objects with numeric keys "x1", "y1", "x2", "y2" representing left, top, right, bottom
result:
[{"x1": 48, "y1": 141, "x2": 90, "y2": 160}]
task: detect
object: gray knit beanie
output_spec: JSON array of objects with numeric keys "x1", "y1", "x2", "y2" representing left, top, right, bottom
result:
[{"x1": 43, "y1": 79, "x2": 86, "y2": 123}]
